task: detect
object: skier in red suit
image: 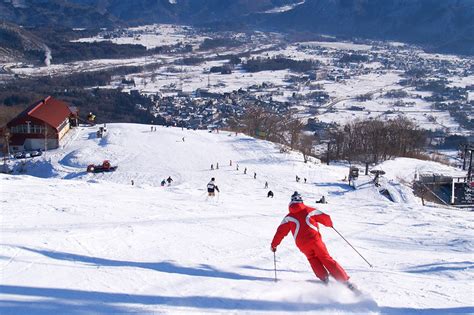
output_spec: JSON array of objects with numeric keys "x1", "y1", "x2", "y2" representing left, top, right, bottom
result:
[{"x1": 271, "y1": 192, "x2": 354, "y2": 288}]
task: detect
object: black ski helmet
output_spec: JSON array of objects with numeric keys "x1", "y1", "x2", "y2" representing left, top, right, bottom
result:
[{"x1": 291, "y1": 191, "x2": 303, "y2": 203}]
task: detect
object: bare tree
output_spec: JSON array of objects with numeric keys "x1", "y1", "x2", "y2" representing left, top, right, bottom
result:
[
  {"x1": 328, "y1": 117, "x2": 426, "y2": 163},
  {"x1": 299, "y1": 134, "x2": 315, "y2": 163},
  {"x1": 286, "y1": 116, "x2": 304, "y2": 149}
]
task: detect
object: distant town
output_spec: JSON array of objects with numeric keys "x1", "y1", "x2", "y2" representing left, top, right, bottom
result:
[{"x1": 1, "y1": 23, "x2": 473, "y2": 152}]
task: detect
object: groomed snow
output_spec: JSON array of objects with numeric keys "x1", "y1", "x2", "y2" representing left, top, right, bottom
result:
[{"x1": 1, "y1": 124, "x2": 473, "y2": 314}]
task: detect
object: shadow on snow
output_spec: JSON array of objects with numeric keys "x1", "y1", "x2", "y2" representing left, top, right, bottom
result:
[
  {"x1": 405, "y1": 261, "x2": 474, "y2": 274},
  {"x1": 313, "y1": 182, "x2": 353, "y2": 196},
  {"x1": 0, "y1": 285, "x2": 375, "y2": 314},
  {"x1": 1, "y1": 285, "x2": 472, "y2": 314},
  {"x1": 18, "y1": 247, "x2": 273, "y2": 282}
]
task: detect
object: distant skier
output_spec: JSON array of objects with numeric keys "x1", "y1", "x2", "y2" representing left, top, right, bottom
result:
[
  {"x1": 271, "y1": 192, "x2": 355, "y2": 290},
  {"x1": 264, "y1": 181, "x2": 269, "y2": 189},
  {"x1": 216, "y1": 163, "x2": 219, "y2": 170},
  {"x1": 161, "y1": 179, "x2": 166, "y2": 187},
  {"x1": 230, "y1": 160, "x2": 232, "y2": 166},
  {"x1": 211, "y1": 164, "x2": 214, "y2": 170},
  {"x1": 296, "y1": 175, "x2": 300, "y2": 182},
  {"x1": 167, "y1": 176, "x2": 173, "y2": 185},
  {"x1": 267, "y1": 190, "x2": 274, "y2": 198},
  {"x1": 182, "y1": 137, "x2": 185, "y2": 142},
  {"x1": 304, "y1": 178, "x2": 307, "y2": 183},
  {"x1": 254, "y1": 172, "x2": 257, "y2": 179},
  {"x1": 131, "y1": 179, "x2": 134, "y2": 186},
  {"x1": 207, "y1": 177, "x2": 220, "y2": 197},
  {"x1": 244, "y1": 167, "x2": 247, "y2": 174},
  {"x1": 236, "y1": 164, "x2": 239, "y2": 171},
  {"x1": 316, "y1": 196, "x2": 327, "y2": 204}
]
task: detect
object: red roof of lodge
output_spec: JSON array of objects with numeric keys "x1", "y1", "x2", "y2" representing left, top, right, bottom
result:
[{"x1": 9, "y1": 96, "x2": 73, "y2": 130}]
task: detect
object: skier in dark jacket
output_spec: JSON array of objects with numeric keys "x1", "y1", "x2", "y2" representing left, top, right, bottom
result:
[
  {"x1": 207, "y1": 178, "x2": 220, "y2": 197},
  {"x1": 167, "y1": 176, "x2": 173, "y2": 185}
]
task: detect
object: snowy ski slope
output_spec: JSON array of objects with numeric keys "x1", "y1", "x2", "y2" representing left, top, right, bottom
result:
[{"x1": 1, "y1": 124, "x2": 473, "y2": 314}]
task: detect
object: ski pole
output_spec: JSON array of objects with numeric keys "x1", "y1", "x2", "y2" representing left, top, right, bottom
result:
[
  {"x1": 332, "y1": 227, "x2": 373, "y2": 268},
  {"x1": 273, "y1": 251, "x2": 278, "y2": 282}
]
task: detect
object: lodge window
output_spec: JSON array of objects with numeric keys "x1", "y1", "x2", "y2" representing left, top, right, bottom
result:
[
  {"x1": 31, "y1": 125, "x2": 45, "y2": 134},
  {"x1": 11, "y1": 125, "x2": 27, "y2": 133},
  {"x1": 11, "y1": 124, "x2": 45, "y2": 134}
]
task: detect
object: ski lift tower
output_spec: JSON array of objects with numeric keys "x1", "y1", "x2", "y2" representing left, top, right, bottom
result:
[
  {"x1": 464, "y1": 144, "x2": 474, "y2": 181},
  {"x1": 370, "y1": 170, "x2": 385, "y2": 187}
]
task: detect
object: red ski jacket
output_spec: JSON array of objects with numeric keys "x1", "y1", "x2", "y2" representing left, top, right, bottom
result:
[{"x1": 271, "y1": 202, "x2": 333, "y2": 249}]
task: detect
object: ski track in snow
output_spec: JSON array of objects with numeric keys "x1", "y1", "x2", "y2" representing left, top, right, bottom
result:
[{"x1": 1, "y1": 124, "x2": 473, "y2": 314}]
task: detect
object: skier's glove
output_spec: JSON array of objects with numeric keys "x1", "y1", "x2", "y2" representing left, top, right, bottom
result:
[{"x1": 271, "y1": 246, "x2": 277, "y2": 252}]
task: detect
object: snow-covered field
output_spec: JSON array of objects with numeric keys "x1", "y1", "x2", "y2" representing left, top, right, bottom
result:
[
  {"x1": 1, "y1": 124, "x2": 473, "y2": 314},
  {"x1": 73, "y1": 24, "x2": 205, "y2": 49}
]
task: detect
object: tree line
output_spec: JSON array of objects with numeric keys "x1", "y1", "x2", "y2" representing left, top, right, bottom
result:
[
  {"x1": 234, "y1": 106, "x2": 427, "y2": 164},
  {"x1": 328, "y1": 117, "x2": 427, "y2": 163},
  {"x1": 231, "y1": 105, "x2": 315, "y2": 162},
  {"x1": 0, "y1": 67, "x2": 161, "y2": 127}
]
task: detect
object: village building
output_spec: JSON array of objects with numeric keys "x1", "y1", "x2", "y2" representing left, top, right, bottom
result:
[{"x1": 7, "y1": 96, "x2": 78, "y2": 152}]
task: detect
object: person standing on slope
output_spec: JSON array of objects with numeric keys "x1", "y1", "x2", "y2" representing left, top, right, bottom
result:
[
  {"x1": 271, "y1": 192, "x2": 355, "y2": 289},
  {"x1": 207, "y1": 177, "x2": 220, "y2": 197}
]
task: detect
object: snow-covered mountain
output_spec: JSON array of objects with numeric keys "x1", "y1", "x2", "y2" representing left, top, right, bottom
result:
[
  {"x1": 253, "y1": 0, "x2": 474, "y2": 55},
  {"x1": 1, "y1": 123, "x2": 472, "y2": 314},
  {"x1": 1, "y1": 0, "x2": 473, "y2": 55}
]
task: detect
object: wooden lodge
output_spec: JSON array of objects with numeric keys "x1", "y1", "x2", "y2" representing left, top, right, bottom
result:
[{"x1": 6, "y1": 96, "x2": 78, "y2": 152}]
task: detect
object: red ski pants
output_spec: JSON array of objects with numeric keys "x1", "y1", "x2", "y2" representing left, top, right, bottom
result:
[{"x1": 299, "y1": 239, "x2": 349, "y2": 282}]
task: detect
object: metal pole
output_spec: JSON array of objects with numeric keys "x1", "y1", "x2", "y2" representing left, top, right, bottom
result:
[
  {"x1": 462, "y1": 145, "x2": 467, "y2": 171},
  {"x1": 451, "y1": 178, "x2": 455, "y2": 205},
  {"x1": 326, "y1": 142, "x2": 330, "y2": 165},
  {"x1": 273, "y1": 251, "x2": 278, "y2": 282},
  {"x1": 3, "y1": 131, "x2": 10, "y2": 165},
  {"x1": 468, "y1": 149, "x2": 473, "y2": 181},
  {"x1": 332, "y1": 227, "x2": 373, "y2": 268}
]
